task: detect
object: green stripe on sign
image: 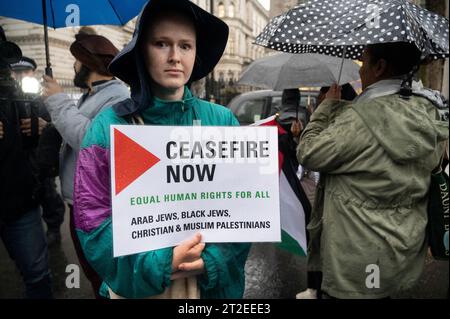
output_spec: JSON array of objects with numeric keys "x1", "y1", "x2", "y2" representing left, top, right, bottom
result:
[{"x1": 276, "y1": 230, "x2": 306, "y2": 256}]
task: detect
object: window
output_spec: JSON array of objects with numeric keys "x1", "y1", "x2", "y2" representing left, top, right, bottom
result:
[
  {"x1": 235, "y1": 99, "x2": 266, "y2": 124},
  {"x1": 228, "y1": 35, "x2": 235, "y2": 55},
  {"x1": 228, "y1": 70, "x2": 234, "y2": 81},
  {"x1": 229, "y1": 2, "x2": 235, "y2": 18},
  {"x1": 244, "y1": 41, "x2": 248, "y2": 58},
  {"x1": 270, "y1": 97, "x2": 282, "y2": 115},
  {"x1": 218, "y1": 2, "x2": 225, "y2": 17},
  {"x1": 300, "y1": 94, "x2": 317, "y2": 108},
  {"x1": 247, "y1": 3, "x2": 252, "y2": 24}
]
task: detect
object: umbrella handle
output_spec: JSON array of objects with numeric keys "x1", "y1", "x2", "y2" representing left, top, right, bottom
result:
[
  {"x1": 337, "y1": 46, "x2": 347, "y2": 85},
  {"x1": 42, "y1": 0, "x2": 52, "y2": 78},
  {"x1": 45, "y1": 66, "x2": 53, "y2": 77}
]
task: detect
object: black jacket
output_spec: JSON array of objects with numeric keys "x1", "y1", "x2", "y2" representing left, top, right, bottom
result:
[{"x1": 0, "y1": 92, "x2": 46, "y2": 223}]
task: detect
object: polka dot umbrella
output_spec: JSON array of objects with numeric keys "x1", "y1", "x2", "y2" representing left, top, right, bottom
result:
[{"x1": 255, "y1": 0, "x2": 449, "y2": 61}]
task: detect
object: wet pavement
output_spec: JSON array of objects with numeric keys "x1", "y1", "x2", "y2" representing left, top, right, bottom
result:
[
  {"x1": 0, "y1": 207, "x2": 448, "y2": 299},
  {"x1": 244, "y1": 243, "x2": 449, "y2": 299},
  {"x1": 0, "y1": 205, "x2": 94, "y2": 299}
]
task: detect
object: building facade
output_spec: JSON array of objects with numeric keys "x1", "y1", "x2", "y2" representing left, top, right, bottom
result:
[
  {"x1": 269, "y1": 0, "x2": 299, "y2": 18},
  {"x1": 189, "y1": 0, "x2": 270, "y2": 101},
  {"x1": 198, "y1": 0, "x2": 269, "y2": 83}
]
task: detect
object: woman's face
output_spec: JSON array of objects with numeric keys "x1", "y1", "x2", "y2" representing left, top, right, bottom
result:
[{"x1": 144, "y1": 13, "x2": 197, "y2": 94}]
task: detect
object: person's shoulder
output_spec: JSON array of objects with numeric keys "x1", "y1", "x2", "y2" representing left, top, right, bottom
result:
[
  {"x1": 315, "y1": 99, "x2": 355, "y2": 119},
  {"x1": 196, "y1": 98, "x2": 229, "y2": 111},
  {"x1": 81, "y1": 107, "x2": 125, "y2": 149},
  {"x1": 195, "y1": 98, "x2": 238, "y2": 125},
  {"x1": 195, "y1": 98, "x2": 235, "y2": 117},
  {"x1": 93, "y1": 105, "x2": 123, "y2": 121},
  {"x1": 104, "y1": 79, "x2": 130, "y2": 97},
  {"x1": 90, "y1": 80, "x2": 129, "y2": 111},
  {"x1": 365, "y1": 93, "x2": 435, "y2": 112}
]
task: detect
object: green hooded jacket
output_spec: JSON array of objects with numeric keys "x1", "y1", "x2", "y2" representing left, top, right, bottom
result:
[
  {"x1": 74, "y1": 87, "x2": 250, "y2": 299},
  {"x1": 298, "y1": 93, "x2": 448, "y2": 298}
]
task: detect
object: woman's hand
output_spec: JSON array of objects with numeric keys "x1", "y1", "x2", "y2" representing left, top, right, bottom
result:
[{"x1": 172, "y1": 233, "x2": 205, "y2": 273}]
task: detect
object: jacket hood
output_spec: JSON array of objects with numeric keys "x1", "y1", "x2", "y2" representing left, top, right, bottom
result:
[
  {"x1": 353, "y1": 94, "x2": 449, "y2": 163},
  {"x1": 109, "y1": 0, "x2": 229, "y2": 116}
]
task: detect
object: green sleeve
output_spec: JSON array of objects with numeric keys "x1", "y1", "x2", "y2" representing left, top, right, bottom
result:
[
  {"x1": 77, "y1": 219, "x2": 174, "y2": 299},
  {"x1": 198, "y1": 243, "x2": 251, "y2": 299},
  {"x1": 297, "y1": 99, "x2": 369, "y2": 173}
]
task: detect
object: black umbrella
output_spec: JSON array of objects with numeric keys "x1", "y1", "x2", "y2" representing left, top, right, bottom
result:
[{"x1": 255, "y1": 0, "x2": 449, "y2": 61}]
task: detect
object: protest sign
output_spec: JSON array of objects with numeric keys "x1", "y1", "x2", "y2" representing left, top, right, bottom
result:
[{"x1": 111, "y1": 125, "x2": 280, "y2": 257}]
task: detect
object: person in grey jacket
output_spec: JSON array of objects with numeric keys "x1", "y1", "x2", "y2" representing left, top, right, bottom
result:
[{"x1": 42, "y1": 33, "x2": 129, "y2": 298}]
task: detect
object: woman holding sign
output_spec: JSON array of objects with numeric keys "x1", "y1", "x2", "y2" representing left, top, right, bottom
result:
[{"x1": 73, "y1": 0, "x2": 250, "y2": 298}]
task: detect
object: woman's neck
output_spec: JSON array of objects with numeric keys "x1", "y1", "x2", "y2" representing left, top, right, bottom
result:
[{"x1": 152, "y1": 84, "x2": 185, "y2": 101}]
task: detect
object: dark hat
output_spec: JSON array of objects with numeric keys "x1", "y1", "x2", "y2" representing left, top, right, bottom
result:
[
  {"x1": 10, "y1": 56, "x2": 37, "y2": 71},
  {"x1": 70, "y1": 34, "x2": 120, "y2": 76},
  {"x1": 109, "y1": 0, "x2": 229, "y2": 85},
  {"x1": 281, "y1": 88, "x2": 300, "y2": 106}
]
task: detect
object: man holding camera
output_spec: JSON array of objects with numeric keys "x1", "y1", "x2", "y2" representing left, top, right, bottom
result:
[
  {"x1": 0, "y1": 32, "x2": 53, "y2": 298},
  {"x1": 10, "y1": 56, "x2": 66, "y2": 246}
]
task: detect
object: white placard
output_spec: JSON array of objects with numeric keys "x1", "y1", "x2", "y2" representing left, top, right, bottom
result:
[{"x1": 111, "y1": 125, "x2": 280, "y2": 257}]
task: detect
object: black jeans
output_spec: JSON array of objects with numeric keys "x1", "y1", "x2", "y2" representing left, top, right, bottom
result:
[
  {"x1": 307, "y1": 271, "x2": 323, "y2": 298},
  {"x1": 40, "y1": 177, "x2": 65, "y2": 232},
  {"x1": 0, "y1": 207, "x2": 53, "y2": 298}
]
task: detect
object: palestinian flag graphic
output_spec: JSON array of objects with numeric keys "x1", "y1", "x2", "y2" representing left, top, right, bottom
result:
[{"x1": 253, "y1": 116, "x2": 311, "y2": 256}]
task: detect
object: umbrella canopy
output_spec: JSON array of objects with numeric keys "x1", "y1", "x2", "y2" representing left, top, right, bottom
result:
[
  {"x1": 0, "y1": 0, "x2": 148, "y2": 28},
  {"x1": 238, "y1": 53, "x2": 360, "y2": 90},
  {"x1": 255, "y1": 0, "x2": 449, "y2": 61},
  {"x1": 0, "y1": 0, "x2": 148, "y2": 75}
]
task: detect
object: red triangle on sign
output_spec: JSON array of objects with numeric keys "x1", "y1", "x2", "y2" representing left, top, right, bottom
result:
[{"x1": 114, "y1": 128, "x2": 160, "y2": 195}]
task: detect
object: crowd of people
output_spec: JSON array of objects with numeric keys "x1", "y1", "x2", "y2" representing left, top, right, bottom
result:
[{"x1": 0, "y1": 0, "x2": 448, "y2": 299}]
